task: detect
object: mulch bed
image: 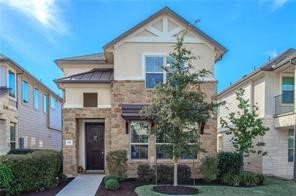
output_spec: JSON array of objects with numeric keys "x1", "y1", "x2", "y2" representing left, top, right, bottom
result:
[
  {"x1": 96, "y1": 178, "x2": 144, "y2": 196},
  {"x1": 21, "y1": 178, "x2": 74, "y2": 196},
  {"x1": 153, "y1": 185, "x2": 199, "y2": 195}
]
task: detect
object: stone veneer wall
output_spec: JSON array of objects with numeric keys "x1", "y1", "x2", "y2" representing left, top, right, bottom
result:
[{"x1": 111, "y1": 80, "x2": 218, "y2": 178}]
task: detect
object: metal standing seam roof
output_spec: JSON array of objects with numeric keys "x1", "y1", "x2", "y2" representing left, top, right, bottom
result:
[
  {"x1": 55, "y1": 53, "x2": 106, "y2": 63},
  {"x1": 54, "y1": 68, "x2": 114, "y2": 83}
]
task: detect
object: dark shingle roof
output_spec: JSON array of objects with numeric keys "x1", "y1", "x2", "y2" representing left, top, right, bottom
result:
[
  {"x1": 261, "y1": 48, "x2": 296, "y2": 71},
  {"x1": 55, "y1": 53, "x2": 106, "y2": 62},
  {"x1": 0, "y1": 87, "x2": 10, "y2": 96},
  {"x1": 55, "y1": 68, "x2": 113, "y2": 84}
]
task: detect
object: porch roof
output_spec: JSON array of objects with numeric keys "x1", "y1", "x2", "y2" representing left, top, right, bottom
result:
[
  {"x1": 121, "y1": 104, "x2": 149, "y2": 120},
  {"x1": 55, "y1": 68, "x2": 113, "y2": 84}
]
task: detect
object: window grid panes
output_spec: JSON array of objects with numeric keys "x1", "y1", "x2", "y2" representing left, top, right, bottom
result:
[
  {"x1": 22, "y1": 80, "x2": 29, "y2": 103},
  {"x1": 282, "y1": 77, "x2": 294, "y2": 104},
  {"x1": 156, "y1": 132, "x2": 173, "y2": 159},
  {"x1": 43, "y1": 94, "x2": 48, "y2": 113},
  {"x1": 288, "y1": 129, "x2": 294, "y2": 162},
  {"x1": 10, "y1": 123, "x2": 16, "y2": 150},
  {"x1": 33, "y1": 88, "x2": 39, "y2": 110},
  {"x1": 8, "y1": 71, "x2": 16, "y2": 98},
  {"x1": 130, "y1": 121, "x2": 149, "y2": 160}
]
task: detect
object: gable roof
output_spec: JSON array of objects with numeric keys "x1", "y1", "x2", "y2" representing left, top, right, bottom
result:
[
  {"x1": 55, "y1": 68, "x2": 113, "y2": 84},
  {"x1": 103, "y1": 7, "x2": 227, "y2": 57},
  {"x1": 0, "y1": 54, "x2": 63, "y2": 102},
  {"x1": 218, "y1": 48, "x2": 296, "y2": 98},
  {"x1": 55, "y1": 52, "x2": 106, "y2": 64}
]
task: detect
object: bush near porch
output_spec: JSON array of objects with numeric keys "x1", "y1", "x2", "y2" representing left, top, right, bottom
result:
[{"x1": 0, "y1": 150, "x2": 64, "y2": 194}]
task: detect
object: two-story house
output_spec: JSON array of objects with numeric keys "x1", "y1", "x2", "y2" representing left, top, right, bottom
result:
[
  {"x1": 0, "y1": 54, "x2": 63, "y2": 155},
  {"x1": 217, "y1": 48, "x2": 296, "y2": 180},
  {"x1": 55, "y1": 7, "x2": 227, "y2": 177}
]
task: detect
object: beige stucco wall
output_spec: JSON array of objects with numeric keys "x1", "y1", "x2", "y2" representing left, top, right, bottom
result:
[
  {"x1": 114, "y1": 42, "x2": 216, "y2": 80},
  {"x1": 63, "y1": 84, "x2": 112, "y2": 108}
]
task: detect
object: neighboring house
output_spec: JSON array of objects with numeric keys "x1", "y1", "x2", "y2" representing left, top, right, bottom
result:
[
  {"x1": 0, "y1": 54, "x2": 63, "y2": 155},
  {"x1": 217, "y1": 49, "x2": 296, "y2": 180},
  {"x1": 55, "y1": 7, "x2": 227, "y2": 177}
]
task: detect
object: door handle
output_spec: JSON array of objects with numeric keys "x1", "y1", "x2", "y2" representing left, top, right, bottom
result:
[{"x1": 101, "y1": 151, "x2": 104, "y2": 157}]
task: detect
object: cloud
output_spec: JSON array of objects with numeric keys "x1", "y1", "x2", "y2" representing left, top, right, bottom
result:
[
  {"x1": 0, "y1": 0, "x2": 68, "y2": 34},
  {"x1": 271, "y1": 0, "x2": 288, "y2": 11}
]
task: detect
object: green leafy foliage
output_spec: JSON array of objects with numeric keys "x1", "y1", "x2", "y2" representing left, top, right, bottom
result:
[
  {"x1": 106, "y1": 150, "x2": 127, "y2": 181},
  {"x1": 143, "y1": 29, "x2": 217, "y2": 186},
  {"x1": 7, "y1": 148, "x2": 44, "y2": 155},
  {"x1": 105, "y1": 179, "x2": 120, "y2": 191},
  {"x1": 222, "y1": 171, "x2": 265, "y2": 187},
  {"x1": 136, "y1": 164, "x2": 191, "y2": 184},
  {"x1": 0, "y1": 150, "x2": 63, "y2": 194},
  {"x1": 0, "y1": 163, "x2": 13, "y2": 192},
  {"x1": 220, "y1": 88, "x2": 269, "y2": 157},
  {"x1": 217, "y1": 152, "x2": 243, "y2": 177},
  {"x1": 200, "y1": 156, "x2": 218, "y2": 182},
  {"x1": 104, "y1": 176, "x2": 118, "y2": 184}
]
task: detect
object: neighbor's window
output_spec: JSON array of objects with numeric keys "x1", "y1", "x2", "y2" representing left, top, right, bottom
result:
[
  {"x1": 22, "y1": 80, "x2": 29, "y2": 103},
  {"x1": 130, "y1": 121, "x2": 149, "y2": 159},
  {"x1": 43, "y1": 94, "x2": 48, "y2": 113},
  {"x1": 33, "y1": 88, "x2": 39, "y2": 110},
  {"x1": 288, "y1": 129, "x2": 294, "y2": 162},
  {"x1": 83, "y1": 93, "x2": 98, "y2": 107},
  {"x1": 50, "y1": 96, "x2": 56, "y2": 109},
  {"x1": 10, "y1": 123, "x2": 16, "y2": 150},
  {"x1": 282, "y1": 76, "x2": 294, "y2": 104},
  {"x1": 156, "y1": 132, "x2": 173, "y2": 159},
  {"x1": 8, "y1": 71, "x2": 16, "y2": 98}
]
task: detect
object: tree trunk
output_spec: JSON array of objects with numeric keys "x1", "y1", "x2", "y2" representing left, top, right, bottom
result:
[{"x1": 173, "y1": 159, "x2": 178, "y2": 186}]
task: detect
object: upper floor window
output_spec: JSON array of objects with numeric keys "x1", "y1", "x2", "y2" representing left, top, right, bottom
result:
[
  {"x1": 50, "y1": 96, "x2": 56, "y2": 109},
  {"x1": 130, "y1": 121, "x2": 149, "y2": 160},
  {"x1": 33, "y1": 88, "x2": 39, "y2": 110},
  {"x1": 145, "y1": 56, "x2": 175, "y2": 88},
  {"x1": 8, "y1": 71, "x2": 16, "y2": 98},
  {"x1": 282, "y1": 76, "x2": 294, "y2": 104},
  {"x1": 83, "y1": 93, "x2": 98, "y2": 107},
  {"x1": 43, "y1": 94, "x2": 48, "y2": 113},
  {"x1": 22, "y1": 80, "x2": 29, "y2": 103}
]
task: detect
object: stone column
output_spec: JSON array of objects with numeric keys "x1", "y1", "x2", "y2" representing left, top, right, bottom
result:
[{"x1": 63, "y1": 110, "x2": 78, "y2": 176}]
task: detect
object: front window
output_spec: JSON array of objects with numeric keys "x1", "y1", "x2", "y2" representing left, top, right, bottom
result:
[
  {"x1": 156, "y1": 132, "x2": 173, "y2": 159},
  {"x1": 282, "y1": 76, "x2": 294, "y2": 104},
  {"x1": 8, "y1": 71, "x2": 16, "y2": 98},
  {"x1": 288, "y1": 129, "x2": 294, "y2": 162},
  {"x1": 130, "y1": 121, "x2": 149, "y2": 160},
  {"x1": 43, "y1": 94, "x2": 48, "y2": 113},
  {"x1": 10, "y1": 123, "x2": 16, "y2": 150},
  {"x1": 145, "y1": 56, "x2": 174, "y2": 88},
  {"x1": 34, "y1": 88, "x2": 39, "y2": 110},
  {"x1": 22, "y1": 80, "x2": 29, "y2": 103}
]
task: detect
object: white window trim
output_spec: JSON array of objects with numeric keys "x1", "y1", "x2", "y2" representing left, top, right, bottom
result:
[
  {"x1": 279, "y1": 74, "x2": 294, "y2": 106},
  {"x1": 142, "y1": 53, "x2": 170, "y2": 89},
  {"x1": 129, "y1": 121, "x2": 150, "y2": 160},
  {"x1": 43, "y1": 94, "x2": 48, "y2": 113},
  {"x1": 33, "y1": 88, "x2": 40, "y2": 110},
  {"x1": 22, "y1": 80, "x2": 29, "y2": 104},
  {"x1": 7, "y1": 69, "x2": 17, "y2": 100}
]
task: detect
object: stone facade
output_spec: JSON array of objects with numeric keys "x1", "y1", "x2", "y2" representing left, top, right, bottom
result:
[{"x1": 62, "y1": 80, "x2": 218, "y2": 178}]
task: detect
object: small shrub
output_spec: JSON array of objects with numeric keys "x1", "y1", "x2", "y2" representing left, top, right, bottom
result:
[
  {"x1": 222, "y1": 171, "x2": 265, "y2": 187},
  {"x1": 0, "y1": 163, "x2": 13, "y2": 191},
  {"x1": 105, "y1": 179, "x2": 120, "y2": 191},
  {"x1": 177, "y1": 165, "x2": 191, "y2": 184},
  {"x1": 156, "y1": 165, "x2": 173, "y2": 184},
  {"x1": 218, "y1": 152, "x2": 243, "y2": 177},
  {"x1": 7, "y1": 148, "x2": 44, "y2": 155},
  {"x1": 106, "y1": 150, "x2": 127, "y2": 181},
  {"x1": 200, "y1": 156, "x2": 218, "y2": 182},
  {"x1": 104, "y1": 176, "x2": 118, "y2": 184},
  {"x1": 0, "y1": 150, "x2": 63, "y2": 194},
  {"x1": 137, "y1": 164, "x2": 155, "y2": 183}
]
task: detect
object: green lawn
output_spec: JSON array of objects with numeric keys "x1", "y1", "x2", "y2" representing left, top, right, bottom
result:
[{"x1": 135, "y1": 178, "x2": 296, "y2": 196}]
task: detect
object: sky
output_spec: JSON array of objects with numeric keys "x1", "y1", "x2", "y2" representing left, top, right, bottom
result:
[{"x1": 0, "y1": 0, "x2": 295, "y2": 96}]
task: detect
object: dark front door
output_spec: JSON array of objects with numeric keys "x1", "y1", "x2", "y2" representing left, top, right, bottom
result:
[{"x1": 86, "y1": 123, "x2": 104, "y2": 170}]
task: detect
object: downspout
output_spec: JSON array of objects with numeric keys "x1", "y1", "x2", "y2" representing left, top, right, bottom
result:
[{"x1": 291, "y1": 58, "x2": 296, "y2": 181}]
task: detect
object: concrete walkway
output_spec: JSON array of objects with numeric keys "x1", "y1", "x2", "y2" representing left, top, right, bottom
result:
[{"x1": 57, "y1": 174, "x2": 104, "y2": 196}]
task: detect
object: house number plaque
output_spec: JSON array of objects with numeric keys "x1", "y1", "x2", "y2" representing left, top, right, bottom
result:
[{"x1": 65, "y1": 140, "x2": 73, "y2": 146}]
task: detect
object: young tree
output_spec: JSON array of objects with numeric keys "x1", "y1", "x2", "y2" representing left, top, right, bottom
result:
[
  {"x1": 143, "y1": 30, "x2": 217, "y2": 186},
  {"x1": 220, "y1": 88, "x2": 269, "y2": 157}
]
